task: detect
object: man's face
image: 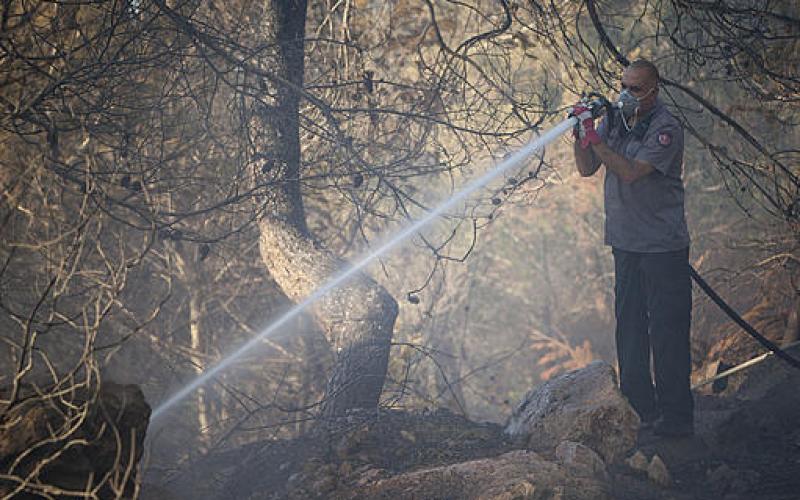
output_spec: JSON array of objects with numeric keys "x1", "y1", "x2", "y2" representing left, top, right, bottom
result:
[{"x1": 620, "y1": 67, "x2": 658, "y2": 113}]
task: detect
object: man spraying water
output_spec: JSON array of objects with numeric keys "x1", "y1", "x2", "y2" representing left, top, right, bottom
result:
[
  {"x1": 572, "y1": 59, "x2": 694, "y2": 437},
  {"x1": 152, "y1": 54, "x2": 796, "y2": 435}
]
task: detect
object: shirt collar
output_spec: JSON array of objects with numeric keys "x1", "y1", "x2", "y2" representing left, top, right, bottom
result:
[{"x1": 637, "y1": 97, "x2": 663, "y2": 122}]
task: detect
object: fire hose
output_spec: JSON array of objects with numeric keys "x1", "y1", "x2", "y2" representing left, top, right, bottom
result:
[{"x1": 689, "y1": 266, "x2": 800, "y2": 379}]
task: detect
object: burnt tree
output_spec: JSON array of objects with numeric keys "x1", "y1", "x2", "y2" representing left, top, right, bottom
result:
[{"x1": 240, "y1": 0, "x2": 399, "y2": 416}]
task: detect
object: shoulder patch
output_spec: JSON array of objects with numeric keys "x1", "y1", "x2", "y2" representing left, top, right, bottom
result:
[{"x1": 657, "y1": 131, "x2": 672, "y2": 147}]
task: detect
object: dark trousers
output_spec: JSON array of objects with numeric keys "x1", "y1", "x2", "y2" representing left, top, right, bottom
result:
[{"x1": 613, "y1": 247, "x2": 694, "y2": 424}]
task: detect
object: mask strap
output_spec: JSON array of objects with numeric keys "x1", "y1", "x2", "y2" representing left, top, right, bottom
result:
[
  {"x1": 639, "y1": 86, "x2": 656, "y2": 100},
  {"x1": 620, "y1": 108, "x2": 633, "y2": 132}
]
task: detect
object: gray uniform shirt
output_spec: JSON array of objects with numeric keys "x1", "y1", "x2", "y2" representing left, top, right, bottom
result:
[{"x1": 595, "y1": 99, "x2": 690, "y2": 253}]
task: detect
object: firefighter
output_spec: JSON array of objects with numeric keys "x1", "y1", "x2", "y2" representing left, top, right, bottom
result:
[{"x1": 572, "y1": 59, "x2": 694, "y2": 437}]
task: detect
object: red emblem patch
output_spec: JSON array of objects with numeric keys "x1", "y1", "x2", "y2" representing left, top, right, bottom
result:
[{"x1": 657, "y1": 132, "x2": 672, "y2": 146}]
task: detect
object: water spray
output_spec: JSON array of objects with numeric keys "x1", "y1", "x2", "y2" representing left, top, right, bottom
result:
[{"x1": 151, "y1": 98, "x2": 611, "y2": 421}]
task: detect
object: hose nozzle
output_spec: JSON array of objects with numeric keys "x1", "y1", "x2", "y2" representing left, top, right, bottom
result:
[
  {"x1": 584, "y1": 92, "x2": 612, "y2": 118},
  {"x1": 568, "y1": 92, "x2": 614, "y2": 120}
]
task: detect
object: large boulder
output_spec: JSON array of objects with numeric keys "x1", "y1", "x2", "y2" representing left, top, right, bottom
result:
[
  {"x1": 0, "y1": 381, "x2": 150, "y2": 497},
  {"x1": 505, "y1": 361, "x2": 639, "y2": 463},
  {"x1": 341, "y1": 447, "x2": 612, "y2": 500}
]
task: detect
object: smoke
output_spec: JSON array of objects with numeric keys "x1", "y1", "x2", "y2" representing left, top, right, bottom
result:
[{"x1": 150, "y1": 117, "x2": 577, "y2": 422}]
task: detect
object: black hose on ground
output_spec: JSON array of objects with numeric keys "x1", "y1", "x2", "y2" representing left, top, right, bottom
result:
[{"x1": 689, "y1": 265, "x2": 800, "y2": 370}]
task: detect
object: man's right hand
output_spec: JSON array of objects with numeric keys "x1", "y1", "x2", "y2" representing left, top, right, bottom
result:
[{"x1": 570, "y1": 103, "x2": 601, "y2": 149}]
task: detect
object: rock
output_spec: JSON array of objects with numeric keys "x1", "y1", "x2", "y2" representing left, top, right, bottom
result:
[
  {"x1": 344, "y1": 449, "x2": 612, "y2": 500},
  {"x1": 0, "y1": 381, "x2": 150, "y2": 497},
  {"x1": 555, "y1": 441, "x2": 608, "y2": 480},
  {"x1": 625, "y1": 450, "x2": 649, "y2": 473},
  {"x1": 354, "y1": 468, "x2": 387, "y2": 487},
  {"x1": 647, "y1": 454, "x2": 671, "y2": 487},
  {"x1": 505, "y1": 361, "x2": 639, "y2": 463}
]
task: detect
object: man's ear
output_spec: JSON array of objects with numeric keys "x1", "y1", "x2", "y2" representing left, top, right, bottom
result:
[{"x1": 643, "y1": 84, "x2": 659, "y2": 104}]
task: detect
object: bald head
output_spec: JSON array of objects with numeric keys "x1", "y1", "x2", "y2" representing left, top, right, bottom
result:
[{"x1": 629, "y1": 59, "x2": 660, "y2": 86}]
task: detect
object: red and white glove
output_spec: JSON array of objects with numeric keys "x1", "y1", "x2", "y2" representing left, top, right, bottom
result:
[{"x1": 570, "y1": 103, "x2": 601, "y2": 149}]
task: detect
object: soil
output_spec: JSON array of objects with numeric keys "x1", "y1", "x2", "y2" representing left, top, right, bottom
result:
[
  {"x1": 146, "y1": 353, "x2": 800, "y2": 499},
  {"x1": 613, "y1": 356, "x2": 800, "y2": 500},
  {"x1": 156, "y1": 408, "x2": 516, "y2": 499}
]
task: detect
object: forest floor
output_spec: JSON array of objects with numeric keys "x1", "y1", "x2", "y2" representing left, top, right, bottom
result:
[
  {"x1": 147, "y1": 351, "x2": 800, "y2": 499},
  {"x1": 612, "y1": 354, "x2": 800, "y2": 500}
]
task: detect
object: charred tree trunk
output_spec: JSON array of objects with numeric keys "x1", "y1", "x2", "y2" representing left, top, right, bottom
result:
[
  {"x1": 257, "y1": 221, "x2": 397, "y2": 416},
  {"x1": 251, "y1": 0, "x2": 397, "y2": 417}
]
